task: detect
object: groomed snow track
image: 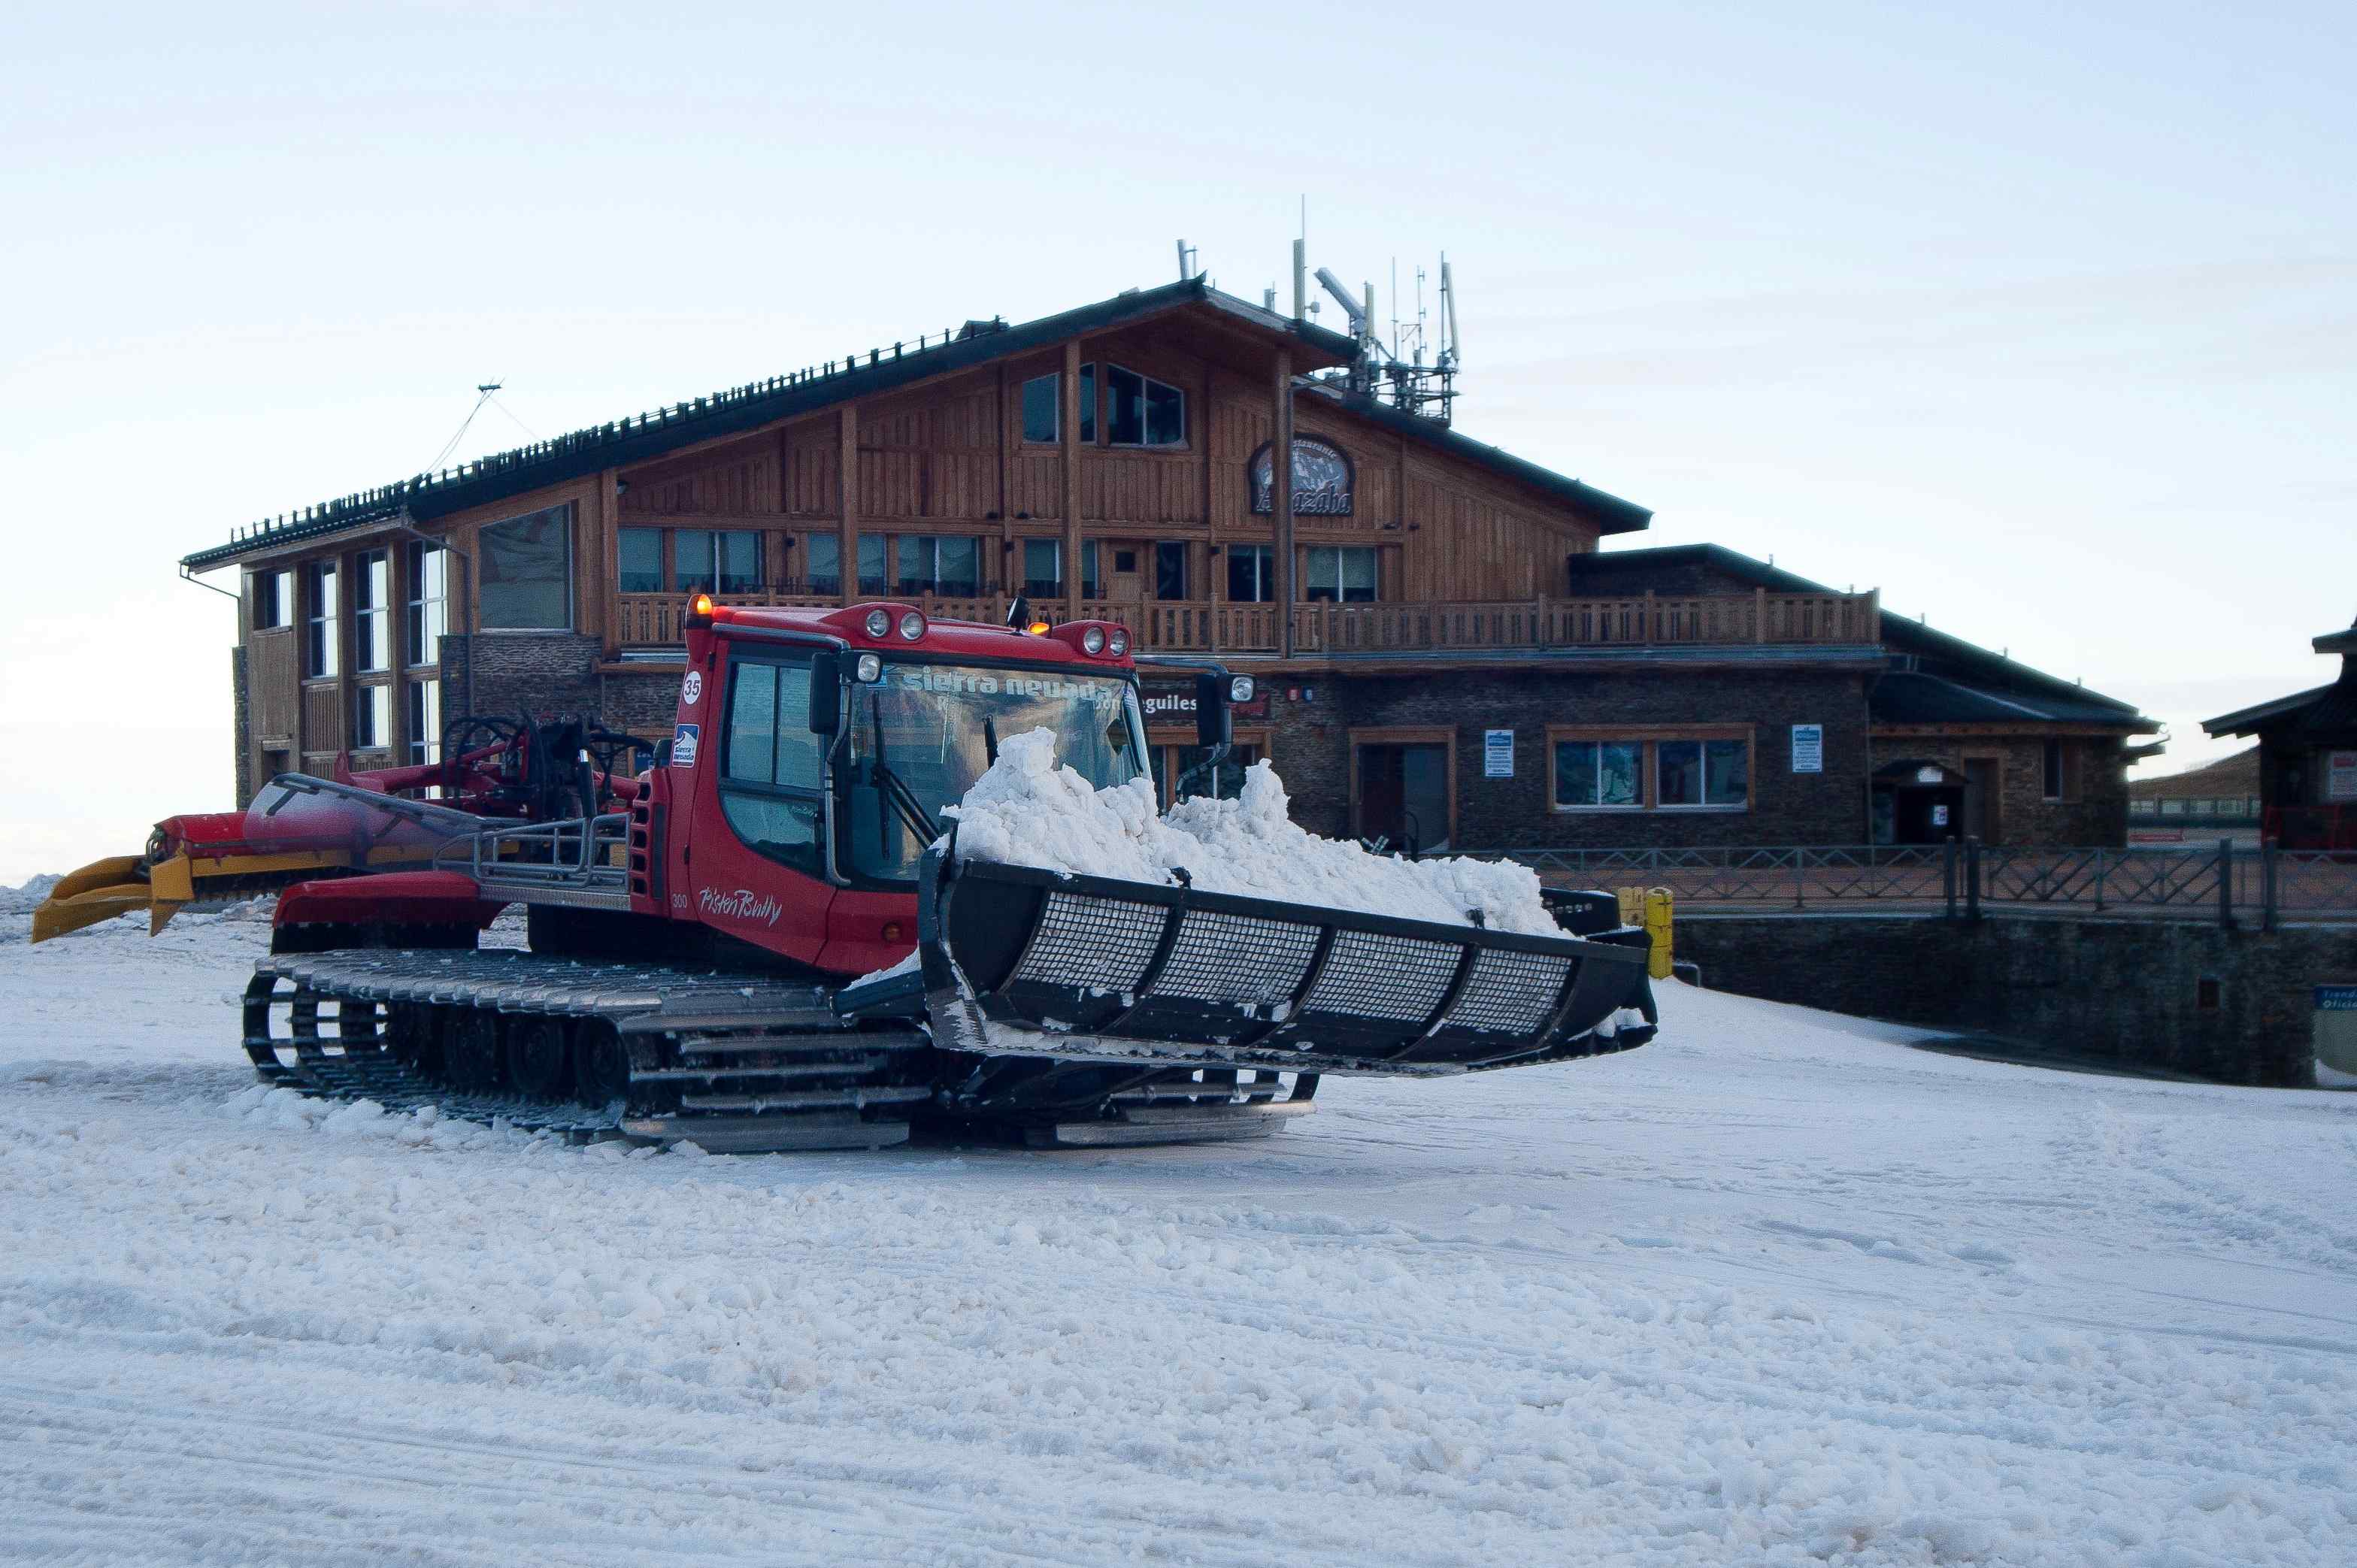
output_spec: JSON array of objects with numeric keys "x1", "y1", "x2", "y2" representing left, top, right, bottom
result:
[{"x1": 244, "y1": 950, "x2": 935, "y2": 1152}]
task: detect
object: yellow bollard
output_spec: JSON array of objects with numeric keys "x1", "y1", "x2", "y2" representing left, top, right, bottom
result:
[
  {"x1": 1642, "y1": 888, "x2": 1674, "y2": 981},
  {"x1": 1615, "y1": 885, "x2": 1644, "y2": 931}
]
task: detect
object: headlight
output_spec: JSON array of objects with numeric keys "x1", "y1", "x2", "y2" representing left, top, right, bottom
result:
[
  {"x1": 855, "y1": 652, "x2": 883, "y2": 683},
  {"x1": 863, "y1": 608, "x2": 892, "y2": 638},
  {"x1": 1107, "y1": 629, "x2": 1129, "y2": 655},
  {"x1": 1080, "y1": 626, "x2": 1105, "y2": 655},
  {"x1": 897, "y1": 611, "x2": 926, "y2": 641},
  {"x1": 1230, "y1": 675, "x2": 1255, "y2": 703}
]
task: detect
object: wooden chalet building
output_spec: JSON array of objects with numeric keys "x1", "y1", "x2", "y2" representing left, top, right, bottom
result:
[{"x1": 183, "y1": 276, "x2": 2156, "y2": 852}]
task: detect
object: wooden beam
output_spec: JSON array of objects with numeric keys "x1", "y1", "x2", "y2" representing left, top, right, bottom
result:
[
  {"x1": 838, "y1": 404, "x2": 859, "y2": 607},
  {"x1": 1062, "y1": 339, "x2": 1083, "y2": 620},
  {"x1": 1273, "y1": 350, "x2": 1294, "y2": 657}
]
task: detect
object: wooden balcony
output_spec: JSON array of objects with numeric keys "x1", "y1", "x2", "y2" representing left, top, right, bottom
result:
[{"x1": 612, "y1": 587, "x2": 1881, "y2": 660}]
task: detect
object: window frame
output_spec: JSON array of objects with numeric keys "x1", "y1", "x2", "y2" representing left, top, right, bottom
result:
[
  {"x1": 1546, "y1": 725, "x2": 1755, "y2": 815},
  {"x1": 617, "y1": 525, "x2": 665, "y2": 595},
  {"x1": 352, "y1": 682, "x2": 390, "y2": 752},
  {"x1": 1549, "y1": 737, "x2": 1648, "y2": 813},
  {"x1": 1102, "y1": 362, "x2": 1187, "y2": 449},
  {"x1": 407, "y1": 678, "x2": 441, "y2": 767},
  {"x1": 304, "y1": 562, "x2": 339, "y2": 680},
  {"x1": 405, "y1": 543, "x2": 447, "y2": 670},
  {"x1": 1021, "y1": 538, "x2": 1062, "y2": 600},
  {"x1": 716, "y1": 649, "x2": 830, "y2": 882},
  {"x1": 353, "y1": 549, "x2": 389, "y2": 674},
  {"x1": 1019, "y1": 372, "x2": 1060, "y2": 444},
  {"x1": 2042, "y1": 738, "x2": 2068, "y2": 801},
  {"x1": 1304, "y1": 544, "x2": 1378, "y2": 604},
  {"x1": 250, "y1": 568, "x2": 292, "y2": 633},
  {"x1": 1225, "y1": 543, "x2": 1276, "y2": 604},
  {"x1": 477, "y1": 502, "x2": 574, "y2": 631},
  {"x1": 1154, "y1": 541, "x2": 1188, "y2": 601}
]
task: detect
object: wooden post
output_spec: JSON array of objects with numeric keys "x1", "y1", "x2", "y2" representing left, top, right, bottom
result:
[
  {"x1": 1062, "y1": 340, "x2": 1083, "y2": 622},
  {"x1": 837, "y1": 404, "x2": 859, "y2": 607},
  {"x1": 1273, "y1": 349, "x2": 1295, "y2": 658}
]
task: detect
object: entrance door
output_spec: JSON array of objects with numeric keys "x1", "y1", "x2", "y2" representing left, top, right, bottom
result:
[
  {"x1": 1107, "y1": 543, "x2": 1143, "y2": 602},
  {"x1": 1893, "y1": 786, "x2": 1965, "y2": 844},
  {"x1": 1356, "y1": 743, "x2": 1450, "y2": 855},
  {"x1": 1964, "y1": 758, "x2": 1999, "y2": 843}
]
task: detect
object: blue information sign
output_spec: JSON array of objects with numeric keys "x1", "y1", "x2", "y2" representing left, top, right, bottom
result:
[{"x1": 2317, "y1": 986, "x2": 2357, "y2": 1012}]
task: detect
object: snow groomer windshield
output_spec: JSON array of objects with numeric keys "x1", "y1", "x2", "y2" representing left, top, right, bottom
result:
[{"x1": 844, "y1": 660, "x2": 1147, "y2": 880}]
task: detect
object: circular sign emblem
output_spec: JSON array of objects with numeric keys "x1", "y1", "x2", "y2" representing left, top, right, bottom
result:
[{"x1": 682, "y1": 670, "x2": 704, "y2": 706}]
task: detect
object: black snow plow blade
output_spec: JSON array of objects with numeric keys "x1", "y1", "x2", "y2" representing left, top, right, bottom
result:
[{"x1": 917, "y1": 846, "x2": 1657, "y2": 1079}]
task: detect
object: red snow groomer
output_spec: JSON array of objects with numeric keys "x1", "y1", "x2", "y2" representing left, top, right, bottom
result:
[{"x1": 226, "y1": 599, "x2": 1657, "y2": 1151}]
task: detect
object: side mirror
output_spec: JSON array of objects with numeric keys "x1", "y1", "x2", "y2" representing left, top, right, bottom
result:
[
  {"x1": 809, "y1": 652, "x2": 842, "y2": 735},
  {"x1": 1195, "y1": 670, "x2": 1234, "y2": 749}
]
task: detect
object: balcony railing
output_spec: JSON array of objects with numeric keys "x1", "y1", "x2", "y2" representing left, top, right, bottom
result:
[{"x1": 611, "y1": 586, "x2": 1880, "y2": 658}]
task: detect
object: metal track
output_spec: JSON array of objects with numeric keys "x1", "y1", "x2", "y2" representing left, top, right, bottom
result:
[{"x1": 243, "y1": 949, "x2": 933, "y2": 1152}]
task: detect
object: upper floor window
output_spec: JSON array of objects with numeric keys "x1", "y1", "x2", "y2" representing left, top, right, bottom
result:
[
  {"x1": 675, "y1": 528, "x2": 762, "y2": 595},
  {"x1": 1021, "y1": 374, "x2": 1059, "y2": 443},
  {"x1": 407, "y1": 678, "x2": 441, "y2": 767},
  {"x1": 1155, "y1": 541, "x2": 1188, "y2": 601},
  {"x1": 406, "y1": 543, "x2": 447, "y2": 668},
  {"x1": 890, "y1": 535, "x2": 980, "y2": 597},
  {"x1": 304, "y1": 562, "x2": 338, "y2": 678},
  {"x1": 1104, "y1": 364, "x2": 1185, "y2": 446},
  {"x1": 2042, "y1": 739, "x2": 2068, "y2": 801},
  {"x1": 1022, "y1": 539, "x2": 1062, "y2": 600},
  {"x1": 807, "y1": 534, "x2": 841, "y2": 596},
  {"x1": 1226, "y1": 544, "x2": 1275, "y2": 604},
  {"x1": 354, "y1": 550, "x2": 389, "y2": 674},
  {"x1": 479, "y1": 504, "x2": 571, "y2": 629},
  {"x1": 618, "y1": 527, "x2": 664, "y2": 594},
  {"x1": 1305, "y1": 546, "x2": 1376, "y2": 604},
  {"x1": 857, "y1": 534, "x2": 887, "y2": 597},
  {"x1": 250, "y1": 569, "x2": 292, "y2": 632}
]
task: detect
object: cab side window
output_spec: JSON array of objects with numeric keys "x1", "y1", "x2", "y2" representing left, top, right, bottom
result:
[{"x1": 720, "y1": 655, "x2": 826, "y2": 877}]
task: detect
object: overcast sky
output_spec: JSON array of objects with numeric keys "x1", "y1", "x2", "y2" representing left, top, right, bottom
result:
[{"x1": 2, "y1": 2, "x2": 2349, "y2": 882}]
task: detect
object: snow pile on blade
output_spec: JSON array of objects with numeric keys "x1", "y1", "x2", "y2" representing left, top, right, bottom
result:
[{"x1": 945, "y1": 728, "x2": 1559, "y2": 936}]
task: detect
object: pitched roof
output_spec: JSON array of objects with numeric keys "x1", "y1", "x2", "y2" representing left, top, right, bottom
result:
[
  {"x1": 1295, "y1": 382, "x2": 1651, "y2": 534},
  {"x1": 2129, "y1": 746, "x2": 2259, "y2": 801},
  {"x1": 1567, "y1": 543, "x2": 2155, "y2": 731},
  {"x1": 182, "y1": 279, "x2": 1362, "y2": 573}
]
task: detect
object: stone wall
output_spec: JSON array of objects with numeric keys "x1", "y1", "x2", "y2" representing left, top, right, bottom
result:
[
  {"x1": 1674, "y1": 913, "x2": 2353, "y2": 1087},
  {"x1": 438, "y1": 632, "x2": 602, "y2": 723},
  {"x1": 230, "y1": 645, "x2": 252, "y2": 807},
  {"x1": 1261, "y1": 664, "x2": 1875, "y2": 849}
]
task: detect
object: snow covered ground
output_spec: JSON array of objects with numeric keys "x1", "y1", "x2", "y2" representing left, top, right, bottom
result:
[{"x1": 5, "y1": 894, "x2": 2355, "y2": 1566}]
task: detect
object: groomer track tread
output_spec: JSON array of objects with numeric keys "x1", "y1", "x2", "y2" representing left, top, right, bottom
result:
[{"x1": 242, "y1": 949, "x2": 934, "y2": 1152}]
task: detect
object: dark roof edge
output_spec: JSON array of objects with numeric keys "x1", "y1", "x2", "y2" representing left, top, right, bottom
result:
[
  {"x1": 2203, "y1": 683, "x2": 2334, "y2": 737},
  {"x1": 1299, "y1": 383, "x2": 1651, "y2": 534},
  {"x1": 1571, "y1": 542, "x2": 2149, "y2": 721},
  {"x1": 183, "y1": 278, "x2": 1362, "y2": 572}
]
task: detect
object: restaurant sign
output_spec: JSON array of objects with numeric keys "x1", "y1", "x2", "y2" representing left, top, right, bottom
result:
[{"x1": 1249, "y1": 437, "x2": 1353, "y2": 516}]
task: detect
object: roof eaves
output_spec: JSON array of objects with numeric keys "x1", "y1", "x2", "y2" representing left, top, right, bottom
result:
[
  {"x1": 184, "y1": 277, "x2": 1356, "y2": 573},
  {"x1": 2203, "y1": 683, "x2": 2334, "y2": 737},
  {"x1": 1301, "y1": 384, "x2": 1653, "y2": 534}
]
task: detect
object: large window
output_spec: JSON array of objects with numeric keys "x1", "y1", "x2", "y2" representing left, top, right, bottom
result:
[
  {"x1": 807, "y1": 535, "x2": 841, "y2": 595},
  {"x1": 354, "y1": 551, "x2": 389, "y2": 673},
  {"x1": 478, "y1": 504, "x2": 571, "y2": 628},
  {"x1": 1658, "y1": 739, "x2": 1749, "y2": 809},
  {"x1": 250, "y1": 569, "x2": 291, "y2": 632},
  {"x1": 407, "y1": 680, "x2": 441, "y2": 767},
  {"x1": 1226, "y1": 544, "x2": 1275, "y2": 604},
  {"x1": 890, "y1": 536, "x2": 980, "y2": 597},
  {"x1": 1553, "y1": 740, "x2": 1644, "y2": 810},
  {"x1": 720, "y1": 655, "x2": 826, "y2": 880},
  {"x1": 353, "y1": 684, "x2": 389, "y2": 751},
  {"x1": 1104, "y1": 364, "x2": 1186, "y2": 446},
  {"x1": 1551, "y1": 732, "x2": 1750, "y2": 813},
  {"x1": 1082, "y1": 540, "x2": 1101, "y2": 598},
  {"x1": 1305, "y1": 546, "x2": 1376, "y2": 604},
  {"x1": 1022, "y1": 540, "x2": 1062, "y2": 599},
  {"x1": 1021, "y1": 374, "x2": 1059, "y2": 443},
  {"x1": 304, "y1": 562, "x2": 338, "y2": 678},
  {"x1": 675, "y1": 529, "x2": 762, "y2": 595},
  {"x1": 406, "y1": 543, "x2": 447, "y2": 668},
  {"x1": 857, "y1": 534, "x2": 887, "y2": 596},
  {"x1": 1155, "y1": 542, "x2": 1187, "y2": 601},
  {"x1": 618, "y1": 528, "x2": 664, "y2": 594}
]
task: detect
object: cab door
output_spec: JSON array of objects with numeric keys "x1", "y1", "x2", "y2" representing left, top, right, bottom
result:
[{"x1": 687, "y1": 647, "x2": 837, "y2": 964}]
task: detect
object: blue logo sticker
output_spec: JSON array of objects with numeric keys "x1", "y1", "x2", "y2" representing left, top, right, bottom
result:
[
  {"x1": 672, "y1": 722, "x2": 700, "y2": 768},
  {"x1": 2318, "y1": 985, "x2": 2357, "y2": 1012}
]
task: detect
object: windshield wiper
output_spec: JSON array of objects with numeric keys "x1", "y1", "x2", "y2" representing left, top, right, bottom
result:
[{"x1": 868, "y1": 695, "x2": 943, "y2": 854}]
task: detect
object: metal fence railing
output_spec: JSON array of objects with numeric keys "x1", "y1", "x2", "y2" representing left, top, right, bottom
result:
[{"x1": 1480, "y1": 841, "x2": 2357, "y2": 928}]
